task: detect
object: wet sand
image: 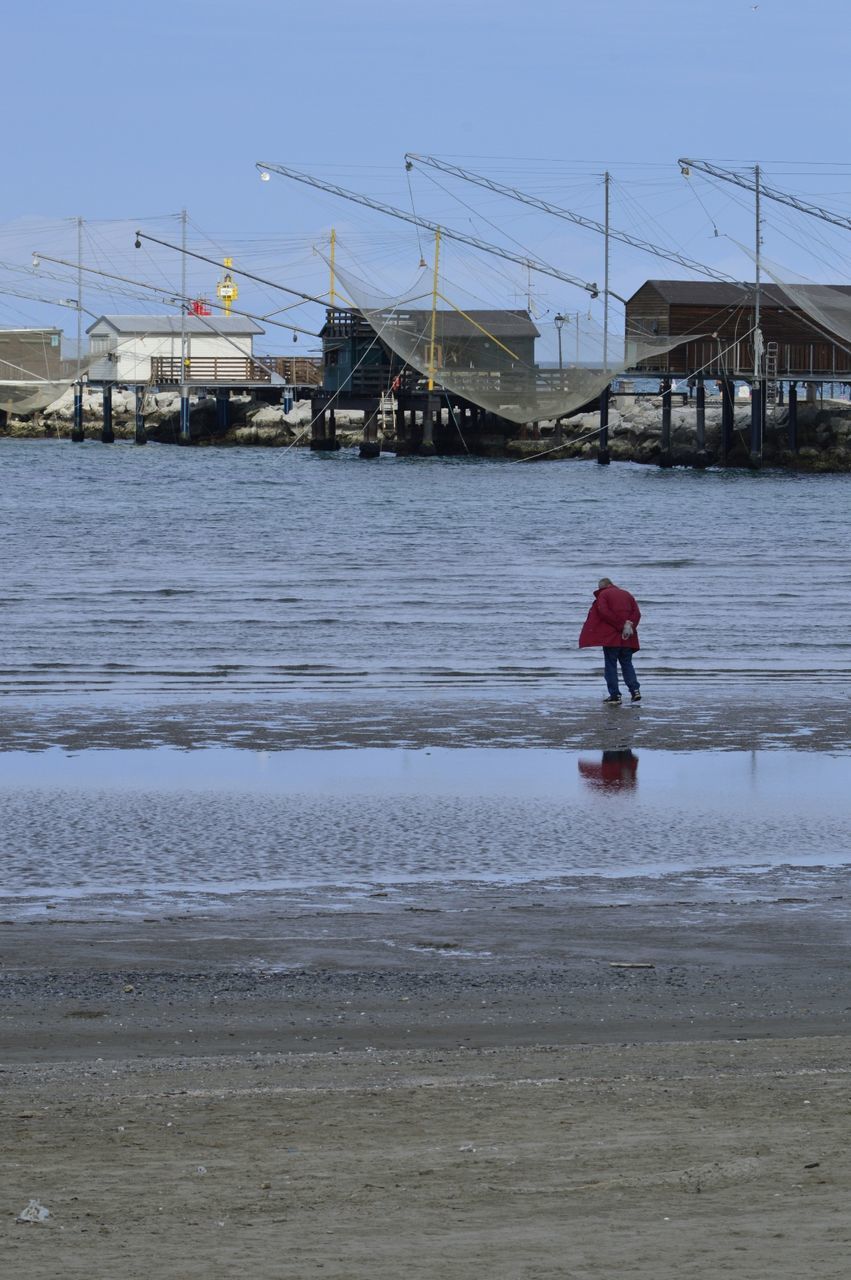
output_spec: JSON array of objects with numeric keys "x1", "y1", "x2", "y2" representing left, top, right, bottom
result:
[
  {"x1": 1, "y1": 684, "x2": 850, "y2": 753},
  {"x1": 3, "y1": 868, "x2": 851, "y2": 1061}
]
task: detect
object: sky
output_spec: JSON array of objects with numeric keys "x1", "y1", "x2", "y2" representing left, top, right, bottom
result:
[{"x1": 3, "y1": 0, "x2": 851, "y2": 357}]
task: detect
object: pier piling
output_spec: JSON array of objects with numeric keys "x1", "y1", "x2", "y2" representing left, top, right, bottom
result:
[
  {"x1": 721, "y1": 377, "x2": 735, "y2": 461},
  {"x1": 695, "y1": 373, "x2": 708, "y2": 467},
  {"x1": 134, "y1": 386, "x2": 147, "y2": 445},
  {"x1": 597, "y1": 387, "x2": 610, "y2": 465},
  {"x1": 309, "y1": 392, "x2": 341, "y2": 451},
  {"x1": 101, "y1": 385, "x2": 114, "y2": 444},
  {"x1": 179, "y1": 388, "x2": 191, "y2": 444},
  {"x1": 419, "y1": 397, "x2": 438, "y2": 456},
  {"x1": 216, "y1": 390, "x2": 230, "y2": 434},
  {"x1": 359, "y1": 409, "x2": 380, "y2": 458},
  {"x1": 787, "y1": 381, "x2": 798, "y2": 453},
  {"x1": 659, "y1": 378, "x2": 673, "y2": 467},
  {"x1": 72, "y1": 382, "x2": 84, "y2": 443},
  {"x1": 749, "y1": 382, "x2": 762, "y2": 468}
]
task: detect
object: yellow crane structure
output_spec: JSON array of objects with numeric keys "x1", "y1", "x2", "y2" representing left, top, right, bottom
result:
[{"x1": 216, "y1": 258, "x2": 239, "y2": 317}]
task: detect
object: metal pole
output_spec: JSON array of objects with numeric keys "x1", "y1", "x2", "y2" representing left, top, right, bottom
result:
[
  {"x1": 71, "y1": 216, "x2": 85, "y2": 443},
  {"x1": 180, "y1": 208, "x2": 191, "y2": 443},
  {"x1": 427, "y1": 228, "x2": 441, "y2": 391},
  {"x1": 751, "y1": 164, "x2": 763, "y2": 467},
  {"x1": 754, "y1": 164, "x2": 761, "y2": 382},
  {"x1": 603, "y1": 171, "x2": 610, "y2": 376},
  {"x1": 76, "y1": 216, "x2": 83, "y2": 382},
  {"x1": 329, "y1": 228, "x2": 337, "y2": 307}
]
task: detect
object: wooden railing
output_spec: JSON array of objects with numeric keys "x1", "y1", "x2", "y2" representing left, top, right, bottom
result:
[
  {"x1": 263, "y1": 356, "x2": 323, "y2": 385},
  {"x1": 150, "y1": 357, "x2": 271, "y2": 384}
]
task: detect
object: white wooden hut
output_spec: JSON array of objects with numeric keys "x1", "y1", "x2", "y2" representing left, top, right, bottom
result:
[{"x1": 85, "y1": 315, "x2": 265, "y2": 383}]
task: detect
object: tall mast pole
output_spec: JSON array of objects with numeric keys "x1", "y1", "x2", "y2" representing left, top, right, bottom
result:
[
  {"x1": 603, "y1": 171, "x2": 610, "y2": 374},
  {"x1": 329, "y1": 227, "x2": 337, "y2": 307},
  {"x1": 76, "y1": 216, "x2": 83, "y2": 379},
  {"x1": 427, "y1": 227, "x2": 441, "y2": 391},
  {"x1": 753, "y1": 164, "x2": 761, "y2": 384},
  {"x1": 180, "y1": 208, "x2": 188, "y2": 376},
  {"x1": 179, "y1": 208, "x2": 190, "y2": 441}
]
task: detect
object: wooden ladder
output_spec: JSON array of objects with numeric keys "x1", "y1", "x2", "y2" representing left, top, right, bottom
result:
[{"x1": 765, "y1": 341, "x2": 779, "y2": 416}]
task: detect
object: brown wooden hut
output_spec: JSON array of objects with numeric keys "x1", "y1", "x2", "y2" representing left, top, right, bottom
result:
[
  {"x1": 625, "y1": 280, "x2": 851, "y2": 380},
  {"x1": 0, "y1": 327, "x2": 62, "y2": 381}
]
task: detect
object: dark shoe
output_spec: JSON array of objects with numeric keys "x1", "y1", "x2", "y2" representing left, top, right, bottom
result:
[
  {"x1": 603, "y1": 694, "x2": 622, "y2": 704},
  {"x1": 631, "y1": 691, "x2": 642, "y2": 703}
]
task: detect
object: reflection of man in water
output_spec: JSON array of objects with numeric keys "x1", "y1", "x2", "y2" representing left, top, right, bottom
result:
[{"x1": 578, "y1": 750, "x2": 639, "y2": 791}]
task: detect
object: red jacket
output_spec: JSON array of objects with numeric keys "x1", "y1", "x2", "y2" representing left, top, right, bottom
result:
[{"x1": 578, "y1": 584, "x2": 641, "y2": 650}]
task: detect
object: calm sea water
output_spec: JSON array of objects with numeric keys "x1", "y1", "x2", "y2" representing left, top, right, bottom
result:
[{"x1": 1, "y1": 438, "x2": 850, "y2": 698}]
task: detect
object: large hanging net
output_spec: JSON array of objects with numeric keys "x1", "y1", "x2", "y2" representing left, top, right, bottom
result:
[
  {"x1": 736, "y1": 244, "x2": 851, "y2": 357},
  {"x1": 0, "y1": 349, "x2": 105, "y2": 415},
  {"x1": 0, "y1": 380, "x2": 72, "y2": 415},
  {"x1": 326, "y1": 254, "x2": 689, "y2": 424}
]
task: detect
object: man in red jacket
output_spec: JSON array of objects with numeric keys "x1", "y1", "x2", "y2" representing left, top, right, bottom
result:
[{"x1": 578, "y1": 577, "x2": 642, "y2": 704}]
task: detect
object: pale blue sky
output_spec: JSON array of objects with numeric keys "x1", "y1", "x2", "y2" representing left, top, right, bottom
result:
[{"x1": 3, "y1": 0, "x2": 851, "y2": 353}]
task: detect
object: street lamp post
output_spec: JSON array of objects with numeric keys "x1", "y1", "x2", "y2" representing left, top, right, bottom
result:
[{"x1": 553, "y1": 313, "x2": 566, "y2": 445}]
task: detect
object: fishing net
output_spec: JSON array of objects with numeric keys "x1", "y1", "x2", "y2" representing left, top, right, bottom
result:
[
  {"x1": 326, "y1": 255, "x2": 688, "y2": 424},
  {"x1": 738, "y1": 245, "x2": 851, "y2": 357},
  {"x1": 0, "y1": 380, "x2": 75, "y2": 415}
]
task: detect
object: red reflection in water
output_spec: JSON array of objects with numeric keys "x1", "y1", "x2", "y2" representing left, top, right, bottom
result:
[{"x1": 578, "y1": 750, "x2": 639, "y2": 792}]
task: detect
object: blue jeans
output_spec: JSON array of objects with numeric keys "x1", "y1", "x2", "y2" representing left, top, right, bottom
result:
[{"x1": 602, "y1": 646, "x2": 639, "y2": 698}]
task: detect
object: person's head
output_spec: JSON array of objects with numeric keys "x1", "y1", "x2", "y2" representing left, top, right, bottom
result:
[{"x1": 598, "y1": 577, "x2": 613, "y2": 590}]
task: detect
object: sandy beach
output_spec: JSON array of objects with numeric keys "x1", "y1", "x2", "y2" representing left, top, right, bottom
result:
[
  {"x1": 4, "y1": 1036, "x2": 851, "y2": 1280},
  {"x1": 3, "y1": 870, "x2": 851, "y2": 1278}
]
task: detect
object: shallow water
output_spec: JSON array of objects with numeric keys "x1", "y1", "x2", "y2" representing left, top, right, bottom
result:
[
  {"x1": 1, "y1": 747, "x2": 849, "y2": 918},
  {"x1": 3, "y1": 440, "x2": 850, "y2": 915},
  {"x1": 2, "y1": 439, "x2": 850, "y2": 700}
]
